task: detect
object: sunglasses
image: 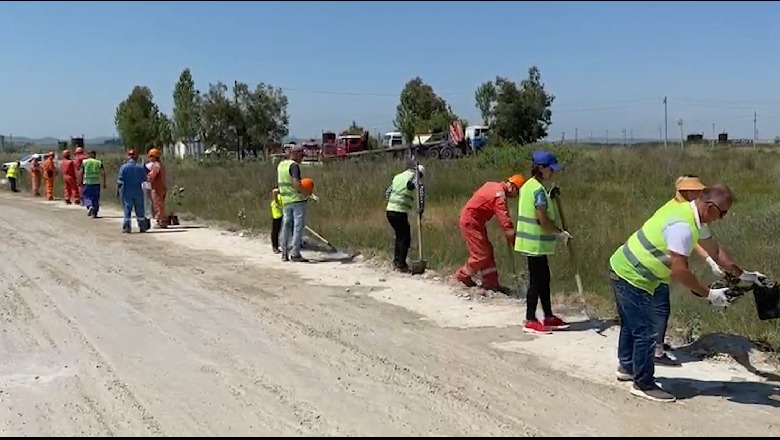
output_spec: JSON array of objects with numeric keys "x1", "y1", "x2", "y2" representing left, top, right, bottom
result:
[{"x1": 709, "y1": 202, "x2": 728, "y2": 218}]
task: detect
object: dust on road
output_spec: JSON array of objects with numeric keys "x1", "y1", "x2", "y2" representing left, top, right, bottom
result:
[{"x1": 1, "y1": 194, "x2": 778, "y2": 436}]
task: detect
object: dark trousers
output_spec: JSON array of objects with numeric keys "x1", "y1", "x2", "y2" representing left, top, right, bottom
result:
[
  {"x1": 610, "y1": 274, "x2": 656, "y2": 389},
  {"x1": 526, "y1": 255, "x2": 554, "y2": 321},
  {"x1": 387, "y1": 211, "x2": 411, "y2": 269},
  {"x1": 271, "y1": 217, "x2": 282, "y2": 250},
  {"x1": 8, "y1": 177, "x2": 17, "y2": 192}
]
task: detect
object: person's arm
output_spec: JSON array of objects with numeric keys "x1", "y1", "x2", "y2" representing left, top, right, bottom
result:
[
  {"x1": 290, "y1": 163, "x2": 302, "y2": 192},
  {"x1": 494, "y1": 193, "x2": 516, "y2": 243},
  {"x1": 533, "y1": 188, "x2": 562, "y2": 234},
  {"x1": 100, "y1": 163, "x2": 107, "y2": 188},
  {"x1": 699, "y1": 236, "x2": 743, "y2": 277}
]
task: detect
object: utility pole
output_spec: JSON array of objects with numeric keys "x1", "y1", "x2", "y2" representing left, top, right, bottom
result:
[
  {"x1": 753, "y1": 110, "x2": 758, "y2": 147},
  {"x1": 630, "y1": 129, "x2": 634, "y2": 146},
  {"x1": 574, "y1": 128, "x2": 578, "y2": 144},
  {"x1": 590, "y1": 131, "x2": 593, "y2": 143},
  {"x1": 678, "y1": 119, "x2": 684, "y2": 150},
  {"x1": 663, "y1": 96, "x2": 668, "y2": 149},
  {"x1": 606, "y1": 129, "x2": 609, "y2": 146},
  {"x1": 561, "y1": 132, "x2": 565, "y2": 144},
  {"x1": 711, "y1": 122, "x2": 716, "y2": 148},
  {"x1": 622, "y1": 128, "x2": 627, "y2": 147}
]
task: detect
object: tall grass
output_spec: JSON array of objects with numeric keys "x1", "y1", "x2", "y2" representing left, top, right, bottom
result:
[{"x1": 4, "y1": 144, "x2": 780, "y2": 350}]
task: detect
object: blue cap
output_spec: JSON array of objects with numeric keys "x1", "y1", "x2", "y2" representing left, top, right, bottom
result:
[{"x1": 532, "y1": 150, "x2": 562, "y2": 171}]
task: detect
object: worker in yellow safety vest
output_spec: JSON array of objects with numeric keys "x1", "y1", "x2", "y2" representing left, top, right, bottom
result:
[
  {"x1": 607, "y1": 184, "x2": 766, "y2": 403},
  {"x1": 81, "y1": 150, "x2": 107, "y2": 218},
  {"x1": 5, "y1": 160, "x2": 20, "y2": 193},
  {"x1": 270, "y1": 187, "x2": 284, "y2": 253},
  {"x1": 277, "y1": 145, "x2": 311, "y2": 262},
  {"x1": 514, "y1": 150, "x2": 571, "y2": 335}
]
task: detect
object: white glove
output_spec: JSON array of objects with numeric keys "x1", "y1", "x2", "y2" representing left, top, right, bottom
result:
[
  {"x1": 739, "y1": 271, "x2": 767, "y2": 286},
  {"x1": 417, "y1": 164, "x2": 425, "y2": 174},
  {"x1": 707, "y1": 287, "x2": 732, "y2": 308},
  {"x1": 557, "y1": 230, "x2": 572, "y2": 245},
  {"x1": 309, "y1": 194, "x2": 320, "y2": 202},
  {"x1": 705, "y1": 256, "x2": 725, "y2": 277}
]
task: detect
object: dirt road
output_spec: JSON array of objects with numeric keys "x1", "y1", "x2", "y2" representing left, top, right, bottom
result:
[{"x1": 1, "y1": 193, "x2": 778, "y2": 436}]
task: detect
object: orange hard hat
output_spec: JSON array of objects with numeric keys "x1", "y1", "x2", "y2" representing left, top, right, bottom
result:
[
  {"x1": 75, "y1": 147, "x2": 84, "y2": 154},
  {"x1": 300, "y1": 177, "x2": 314, "y2": 194},
  {"x1": 62, "y1": 149, "x2": 71, "y2": 158},
  {"x1": 507, "y1": 174, "x2": 526, "y2": 190},
  {"x1": 148, "y1": 148, "x2": 160, "y2": 158}
]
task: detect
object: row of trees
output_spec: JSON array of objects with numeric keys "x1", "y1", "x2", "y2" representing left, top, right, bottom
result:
[
  {"x1": 114, "y1": 68, "x2": 291, "y2": 156},
  {"x1": 394, "y1": 66, "x2": 555, "y2": 145},
  {"x1": 115, "y1": 64, "x2": 555, "y2": 155}
]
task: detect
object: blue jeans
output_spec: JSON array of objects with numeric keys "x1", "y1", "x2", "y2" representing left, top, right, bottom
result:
[
  {"x1": 83, "y1": 184, "x2": 101, "y2": 214},
  {"x1": 653, "y1": 283, "x2": 671, "y2": 349},
  {"x1": 610, "y1": 274, "x2": 657, "y2": 389},
  {"x1": 281, "y1": 201, "x2": 307, "y2": 257},
  {"x1": 122, "y1": 194, "x2": 147, "y2": 230}
]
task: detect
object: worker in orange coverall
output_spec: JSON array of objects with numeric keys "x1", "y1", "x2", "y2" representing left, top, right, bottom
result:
[
  {"x1": 453, "y1": 174, "x2": 526, "y2": 291},
  {"x1": 42, "y1": 151, "x2": 57, "y2": 200},
  {"x1": 73, "y1": 146, "x2": 86, "y2": 204},
  {"x1": 60, "y1": 149, "x2": 80, "y2": 205},
  {"x1": 28, "y1": 154, "x2": 42, "y2": 197},
  {"x1": 146, "y1": 148, "x2": 168, "y2": 228}
]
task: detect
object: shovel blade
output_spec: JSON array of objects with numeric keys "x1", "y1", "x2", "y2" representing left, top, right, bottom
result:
[{"x1": 410, "y1": 259, "x2": 428, "y2": 275}]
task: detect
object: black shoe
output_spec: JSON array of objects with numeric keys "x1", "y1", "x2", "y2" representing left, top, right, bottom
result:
[
  {"x1": 395, "y1": 266, "x2": 411, "y2": 273},
  {"x1": 281, "y1": 252, "x2": 289, "y2": 262},
  {"x1": 122, "y1": 228, "x2": 131, "y2": 234},
  {"x1": 290, "y1": 255, "x2": 310, "y2": 263},
  {"x1": 654, "y1": 353, "x2": 682, "y2": 367}
]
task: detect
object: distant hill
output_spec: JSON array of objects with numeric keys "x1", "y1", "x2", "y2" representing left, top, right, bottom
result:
[{"x1": 5, "y1": 136, "x2": 116, "y2": 146}]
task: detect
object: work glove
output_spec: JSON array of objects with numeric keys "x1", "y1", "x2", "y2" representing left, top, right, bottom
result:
[
  {"x1": 707, "y1": 287, "x2": 732, "y2": 308},
  {"x1": 557, "y1": 230, "x2": 572, "y2": 246},
  {"x1": 739, "y1": 271, "x2": 768, "y2": 286},
  {"x1": 309, "y1": 194, "x2": 320, "y2": 202},
  {"x1": 705, "y1": 256, "x2": 725, "y2": 277}
]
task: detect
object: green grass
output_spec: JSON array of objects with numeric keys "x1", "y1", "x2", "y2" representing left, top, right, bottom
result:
[{"x1": 3, "y1": 144, "x2": 780, "y2": 350}]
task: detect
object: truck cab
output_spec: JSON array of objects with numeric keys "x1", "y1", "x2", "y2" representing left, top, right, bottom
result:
[
  {"x1": 464, "y1": 125, "x2": 489, "y2": 152},
  {"x1": 382, "y1": 131, "x2": 404, "y2": 148}
]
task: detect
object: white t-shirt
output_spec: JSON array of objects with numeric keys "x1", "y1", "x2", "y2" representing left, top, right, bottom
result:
[{"x1": 662, "y1": 201, "x2": 711, "y2": 256}]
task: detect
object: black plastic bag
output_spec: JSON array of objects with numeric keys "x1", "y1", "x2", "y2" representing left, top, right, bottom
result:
[{"x1": 753, "y1": 282, "x2": 780, "y2": 321}]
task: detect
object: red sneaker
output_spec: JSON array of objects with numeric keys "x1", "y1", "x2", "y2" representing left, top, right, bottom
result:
[
  {"x1": 543, "y1": 316, "x2": 571, "y2": 330},
  {"x1": 454, "y1": 270, "x2": 476, "y2": 287},
  {"x1": 523, "y1": 320, "x2": 552, "y2": 335}
]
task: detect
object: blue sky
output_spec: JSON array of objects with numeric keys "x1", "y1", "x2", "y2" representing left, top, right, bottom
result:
[{"x1": 2, "y1": 1, "x2": 780, "y2": 141}]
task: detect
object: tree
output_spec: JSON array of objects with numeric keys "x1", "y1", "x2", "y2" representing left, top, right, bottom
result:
[
  {"x1": 154, "y1": 113, "x2": 174, "y2": 148},
  {"x1": 394, "y1": 77, "x2": 459, "y2": 144},
  {"x1": 200, "y1": 81, "x2": 240, "y2": 152},
  {"x1": 474, "y1": 82, "x2": 497, "y2": 126},
  {"x1": 172, "y1": 68, "x2": 203, "y2": 142},
  {"x1": 477, "y1": 66, "x2": 555, "y2": 144},
  {"x1": 114, "y1": 86, "x2": 164, "y2": 152},
  {"x1": 235, "y1": 81, "x2": 290, "y2": 157}
]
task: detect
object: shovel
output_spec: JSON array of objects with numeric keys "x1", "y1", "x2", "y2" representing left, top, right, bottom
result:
[
  {"x1": 304, "y1": 226, "x2": 358, "y2": 261},
  {"x1": 409, "y1": 154, "x2": 428, "y2": 275},
  {"x1": 551, "y1": 186, "x2": 593, "y2": 322}
]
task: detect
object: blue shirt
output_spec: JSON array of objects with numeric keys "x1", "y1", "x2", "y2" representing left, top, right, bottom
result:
[
  {"x1": 117, "y1": 159, "x2": 148, "y2": 197},
  {"x1": 533, "y1": 188, "x2": 548, "y2": 208}
]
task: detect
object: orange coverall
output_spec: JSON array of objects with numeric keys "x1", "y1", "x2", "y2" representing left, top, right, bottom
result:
[
  {"x1": 43, "y1": 157, "x2": 56, "y2": 200},
  {"x1": 455, "y1": 181, "x2": 516, "y2": 289},
  {"x1": 60, "y1": 159, "x2": 79, "y2": 204},
  {"x1": 29, "y1": 158, "x2": 42, "y2": 197},
  {"x1": 147, "y1": 161, "x2": 168, "y2": 227}
]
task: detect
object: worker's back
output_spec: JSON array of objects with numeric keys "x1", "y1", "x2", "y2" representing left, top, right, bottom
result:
[
  {"x1": 118, "y1": 159, "x2": 147, "y2": 196},
  {"x1": 461, "y1": 181, "x2": 505, "y2": 224}
]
